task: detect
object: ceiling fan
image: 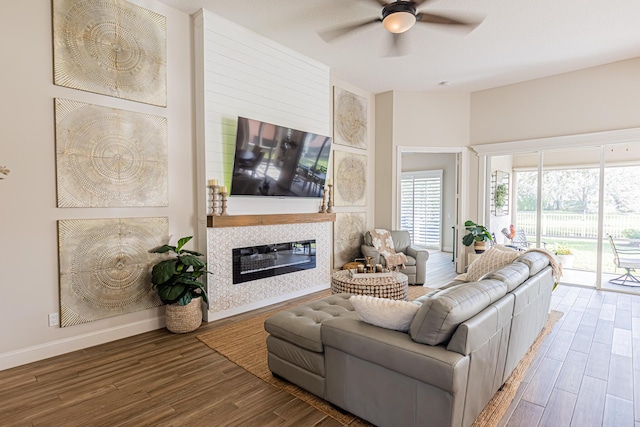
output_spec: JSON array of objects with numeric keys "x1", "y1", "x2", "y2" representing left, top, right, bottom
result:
[{"x1": 319, "y1": 0, "x2": 482, "y2": 56}]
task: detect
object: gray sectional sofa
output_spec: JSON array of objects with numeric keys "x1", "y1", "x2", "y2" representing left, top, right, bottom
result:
[{"x1": 264, "y1": 251, "x2": 555, "y2": 427}]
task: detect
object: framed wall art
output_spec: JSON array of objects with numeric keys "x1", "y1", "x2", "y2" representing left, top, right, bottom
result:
[
  {"x1": 333, "y1": 150, "x2": 367, "y2": 207},
  {"x1": 55, "y1": 98, "x2": 168, "y2": 208},
  {"x1": 333, "y1": 87, "x2": 367, "y2": 150},
  {"x1": 58, "y1": 217, "x2": 169, "y2": 327},
  {"x1": 53, "y1": 0, "x2": 167, "y2": 106},
  {"x1": 333, "y1": 212, "x2": 367, "y2": 268}
]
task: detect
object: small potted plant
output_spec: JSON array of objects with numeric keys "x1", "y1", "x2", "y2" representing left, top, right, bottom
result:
[
  {"x1": 554, "y1": 244, "x2": 574, "y2": 269},
  {"x1": 462, "y1": 220, "x2": 493, "y2": 253},
  {"x1": 150, "y1": 236, "x2": 210, "y2": 333}
]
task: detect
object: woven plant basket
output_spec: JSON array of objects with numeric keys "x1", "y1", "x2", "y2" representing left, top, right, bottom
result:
[{"x1": 165, "y1": 296, "x2": 203, "y2": 333}]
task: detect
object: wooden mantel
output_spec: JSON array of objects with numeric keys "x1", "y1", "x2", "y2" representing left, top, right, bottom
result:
[{"x1": 207, "y1": 212, "x2": 336, "y2": 228}]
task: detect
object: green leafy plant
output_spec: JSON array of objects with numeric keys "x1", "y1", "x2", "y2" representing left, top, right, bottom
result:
[
  {"x1": 621, "y1": 229, "x2": 640, "y2": 239},
  {"x1": 150, "y1": 236, "x2": 209, "y2": 306},
  {"x1": 462, "y1": 220, "x2": 493, "y2": 246},
  {"x1": 554, "y1": 243, "x2": 573, "y2": 256},
  {"x1": 494, "y1": 183, "x2": 508, "y2": 209}
]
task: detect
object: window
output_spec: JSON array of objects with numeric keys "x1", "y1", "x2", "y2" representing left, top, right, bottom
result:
[{"x1": 400, "y1": 170, "x2": 443, "y2": 248}]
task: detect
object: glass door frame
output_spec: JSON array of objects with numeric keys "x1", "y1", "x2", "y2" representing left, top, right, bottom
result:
[{"x1": 474, "y1": 127, "x2": 640, "y2": 293}]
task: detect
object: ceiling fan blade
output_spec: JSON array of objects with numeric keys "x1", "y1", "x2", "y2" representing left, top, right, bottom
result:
[
  {"x1": 371, "y1": 0, "x2": 389, "y2": 6},
  {"x1": 416, "y1": 12, "x2": 480, "y2": 27},
  {"x1": 386, "y1": 32, "x2": 408, "y2": 57},
  {"x1": 318, "y1": 18, "x2": 382, "y2": 42}
]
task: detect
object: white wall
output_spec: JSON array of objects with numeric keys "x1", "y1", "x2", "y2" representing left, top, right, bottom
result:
[
  {"x1": 374, "y1": 91, "x2": 395, "y2": 229},
  {"x1": 471, "y1": 57, "x2": 640, "y2": 145},
  {"x1": 0, "y1": 0, "x2": 195, "y2": 370},
  {"x1": 194, "y1": 12, "x2": 377, "y2": 317},
  {"x1": 195, "y1": 10, "x2": 331, "y2": 217},
  {"x1": 374, "y1": 91, "x2": 473, "y2": 230}
]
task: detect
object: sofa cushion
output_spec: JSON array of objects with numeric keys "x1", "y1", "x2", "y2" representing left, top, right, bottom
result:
[
  {"x1": 349, "y1": 295, "x2": 420, "y2": 332},
  {"x1": 516, "y1": 251, "x2": 551, "y2": 277},
  {"x1": 482, "y1": 261, "x2": 530, "y2": 292},
  {"x1": 409, "y1": 279, "x2": 508, "y2": 345},
  {"x1": 466, "y1": 246, "x2": 520, "y2": 282},
  {"x1": 264, "y1": 294, "x2": 357, "y2": 352}
]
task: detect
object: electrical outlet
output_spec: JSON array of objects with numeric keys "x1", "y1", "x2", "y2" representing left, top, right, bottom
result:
[{"x1": 48, "y1": 312, "x2": 59, "y2": 327}]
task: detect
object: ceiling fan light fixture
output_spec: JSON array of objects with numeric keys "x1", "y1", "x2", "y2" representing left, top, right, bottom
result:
[{"x1": 382, "y1": 11, "x2": 416, "y2": 33}]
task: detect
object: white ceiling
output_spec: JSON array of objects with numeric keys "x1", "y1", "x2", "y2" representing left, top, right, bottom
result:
[{"x1": 157, "y1": 0, "x2": 640, "y2": 94}]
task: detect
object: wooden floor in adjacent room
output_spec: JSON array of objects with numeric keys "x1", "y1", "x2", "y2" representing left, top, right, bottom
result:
[{"x1": 3, "y1": 252, "x2": 638, "y2": 426}]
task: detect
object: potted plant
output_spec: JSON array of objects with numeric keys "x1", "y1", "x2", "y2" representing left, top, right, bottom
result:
[
  {"x1": 462, "y1": 220, "x2": 493, "y2": 253},
  {"x1": 554, "y1": 244, "x2": 574, "y2": 269},
  {"x1": 150, "y1": 236, "x2": 210, "y2": 333}
]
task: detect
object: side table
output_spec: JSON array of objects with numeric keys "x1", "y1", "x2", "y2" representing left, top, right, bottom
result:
[{"x1": 331, "y1": 270, "x2": 409, "y2": 301}]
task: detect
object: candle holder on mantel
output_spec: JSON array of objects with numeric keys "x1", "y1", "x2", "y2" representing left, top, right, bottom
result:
[
  {"x1": 211, "y1": 185, "x2": 221, "y2": 216},
  {"x1": 220, "y1": 189, "x2": 229, "y2": 216},
  {"x1": 206, "y1": 185, "x2": 214, "y2": 215},
  {"x1": 326, "y1": 184, "x2": 334, "y2": 213},
  {"x1": 319, "y1": 186, "x2": 329, "y2": 213}
]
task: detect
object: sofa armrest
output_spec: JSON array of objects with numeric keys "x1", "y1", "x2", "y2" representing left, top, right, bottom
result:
[
  {"x1": 321, "y1": 317, "x2": 468, "y2": 393},
  {"x1": 360, "y1": 245, "x2": 381, "y2": 265},
  {"x1": 406, "y1": 245, "x2": 428, "y2": 263},
  {"x1": 407, "y1": 245, "x2": 428, "y2": 284}
]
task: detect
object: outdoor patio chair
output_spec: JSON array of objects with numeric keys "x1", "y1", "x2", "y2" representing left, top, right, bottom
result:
[
  {"x1": 501, "y1": 228, "x2": 531, "y2": 251},
  {"x1": 501, "y1": 227, "x2": 547, "y2": 251},
  {"x1": 607, "y1": 235, "x2": 640, "y2": 286}
]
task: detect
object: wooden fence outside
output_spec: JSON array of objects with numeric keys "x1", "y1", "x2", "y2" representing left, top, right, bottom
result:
[{"x1": 516, "y1": 212, "x2": 640, "y2": 238}]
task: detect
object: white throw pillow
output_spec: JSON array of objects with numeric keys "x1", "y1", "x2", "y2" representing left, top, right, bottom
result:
[
  {"x1": 466, "y1": 246, "x2": 520, "y2": 282},
  {"x1": 349, "y1": 295, "x2": 420, "y2": 332}
]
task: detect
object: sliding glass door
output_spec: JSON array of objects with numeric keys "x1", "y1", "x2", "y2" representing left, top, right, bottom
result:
[
  {"x1": 539, "y1": 147, "x2": 601, "y2": 287},
  {"x1": 492, "y1": 143, "x2": 640, "y2": 293},
  {"x1": 600, "y1": 144, "x2": 640, "y2": 293}
]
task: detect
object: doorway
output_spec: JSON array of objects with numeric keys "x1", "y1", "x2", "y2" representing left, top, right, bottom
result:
[{"x1": 396, "y1": 147, "x2": 467, "y2": 274}]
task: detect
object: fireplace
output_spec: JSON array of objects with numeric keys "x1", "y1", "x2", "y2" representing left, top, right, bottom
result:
[{"x1": 232, "y1": 239, "x2": 316, "y2": 284}]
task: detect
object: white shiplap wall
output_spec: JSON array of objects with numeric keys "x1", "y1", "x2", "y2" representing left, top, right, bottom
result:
[
  {"x1": 194, "y1": 10, "x2": 333, "y2": 319},
  {"x1": 195, "y1": 10, "x2": 331, "y2": 215}
]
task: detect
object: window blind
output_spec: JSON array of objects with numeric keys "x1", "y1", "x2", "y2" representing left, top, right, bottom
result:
[{"x1": 400, "y1": 171, "x2": 442, "y2": 248}]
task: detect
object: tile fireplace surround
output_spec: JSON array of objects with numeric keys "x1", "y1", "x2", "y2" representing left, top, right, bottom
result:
[{"x1": 206, "y1": 216, "x2": 333, "y2": 321}]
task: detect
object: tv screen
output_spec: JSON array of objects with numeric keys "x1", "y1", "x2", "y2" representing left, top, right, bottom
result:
[{"x1": 230, "y1": 117, "x2": 332, "y2": 198}]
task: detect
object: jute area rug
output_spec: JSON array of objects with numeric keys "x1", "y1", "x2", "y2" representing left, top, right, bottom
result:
[{"x1": 197, "y1": 288, "x2": 563, "y2": 427}]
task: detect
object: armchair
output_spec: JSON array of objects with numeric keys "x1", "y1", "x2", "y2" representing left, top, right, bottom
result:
[{"x1": 360, "y1": 230, "x2": 429, "y2": 285}]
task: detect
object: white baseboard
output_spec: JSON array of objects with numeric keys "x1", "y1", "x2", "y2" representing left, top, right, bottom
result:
[
  {"x1": 442, "y1": 246, "x2": 454, "y2": 253},
  {"x1": 205, "y1": 283, "x2": 330, "y2": 321},
  {"x1": 0, "y1": 317, "x2": 164, "y2": 371}
]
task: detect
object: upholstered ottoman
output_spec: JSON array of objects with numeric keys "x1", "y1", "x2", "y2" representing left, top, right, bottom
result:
[{"x1": 264, "y1": 294, "x2": 358, "y2": 398}]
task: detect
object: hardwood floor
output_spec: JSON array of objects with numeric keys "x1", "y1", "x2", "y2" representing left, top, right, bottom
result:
[
  {"x1": 2, "y1": 252, "x2": 636, "y2": 426},
  {"x1": 0, "y1": 294, "x2": 345, "y2": 427},
  {"x1": 499, "y1": 284, "x2": 640, "y2": 427}
]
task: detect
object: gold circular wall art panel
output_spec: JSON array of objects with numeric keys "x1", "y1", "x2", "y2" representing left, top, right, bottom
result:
[
  {"x1": 334, "y1": 150, "x2": 367, "y2": 206},
  {"x1": 53, "y1": 0, "x2": 167, "y2": 106},
  {"x1": 55, "y1": 98, "x2": 168, "y2": 208},
  {"x1": 58, "y1": 217, "x2": 168, "y2": 327}
]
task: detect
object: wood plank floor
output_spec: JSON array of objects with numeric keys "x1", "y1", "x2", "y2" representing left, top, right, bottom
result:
[
  {"x1": 3, "y1": 252, "x2": 636, "y2": 426},
  {"x1": 499, "y1": 284, "x2": 640, "y2": 427}
]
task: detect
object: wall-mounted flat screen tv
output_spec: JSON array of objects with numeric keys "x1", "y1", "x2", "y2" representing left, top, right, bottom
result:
[{"x1": 230, "y1": 117, "x2": 332, "y2": 198}]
